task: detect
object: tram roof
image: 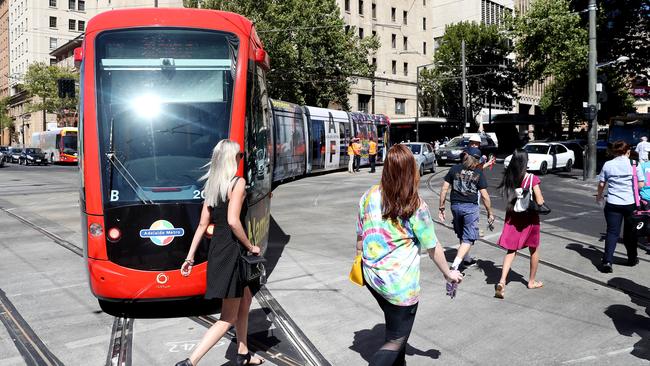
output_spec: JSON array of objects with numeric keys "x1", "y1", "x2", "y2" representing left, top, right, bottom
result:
[{"x1": 86, "y1": 8, "x2": 257, "y2": 41}]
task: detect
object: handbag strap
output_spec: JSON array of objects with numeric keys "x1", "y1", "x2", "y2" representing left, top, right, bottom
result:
[{"x1": 633, "y1": 161, "x2": 641, "y2": 208}]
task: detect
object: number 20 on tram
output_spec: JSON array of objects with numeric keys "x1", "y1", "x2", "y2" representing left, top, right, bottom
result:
[{"x1": 77, "y1": 8, "x2": 273, "y2": 303}]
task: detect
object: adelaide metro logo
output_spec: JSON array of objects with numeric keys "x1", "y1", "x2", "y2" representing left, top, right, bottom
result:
[{"x1": 140, "y1": 220, "x2": 184, "y2": 246}]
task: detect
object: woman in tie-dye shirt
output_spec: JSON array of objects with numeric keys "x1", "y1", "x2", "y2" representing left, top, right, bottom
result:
[{"x1": 356, "y1": 144, "x2": 463, "y2": 366}]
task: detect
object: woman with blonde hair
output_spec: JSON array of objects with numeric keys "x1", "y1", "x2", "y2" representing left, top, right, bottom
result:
[
  {"x1": 356, "y1": 144, "x2": 463, "y2": 366},
  {"x1": 176, "y1": 139, "x2": 264, "y2": 366}
]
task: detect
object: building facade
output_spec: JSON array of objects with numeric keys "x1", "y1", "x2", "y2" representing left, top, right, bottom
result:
[
  {"x1": 3, "y1": 0, "x2": 183, "y2": 147},
  {"x1": 336, "y1": 0, "x2": 435, "y2": 119}
]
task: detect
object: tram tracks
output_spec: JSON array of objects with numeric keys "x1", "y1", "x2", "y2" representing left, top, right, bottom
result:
[
  {"x1": 0, "y1": 205, "x2": 134, "y2": 366},
  {"x1": 424, "y1": 173, "x2": 650, "y2": 304},
  {"x1": 1, "y1": 205, "x2": 329, "y2": 366}
]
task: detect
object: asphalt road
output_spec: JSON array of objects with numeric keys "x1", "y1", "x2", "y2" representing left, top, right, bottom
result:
[{"x1": 0, "y1": 161, "x2": 649, "y2": 365}]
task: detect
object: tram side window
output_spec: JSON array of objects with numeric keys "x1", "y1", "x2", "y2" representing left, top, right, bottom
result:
[
  {"x1": 246, "y1": 64, "x2": 272, "y2": 203},
  {"x1": 339, "y1": 122, "x2": 351, "y2": 164}
]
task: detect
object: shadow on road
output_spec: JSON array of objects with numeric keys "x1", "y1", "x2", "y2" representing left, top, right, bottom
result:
[
  {"x1": 476, "y1": 259, "x2": 527, "y2": 287},
  {"x1": 604, "y1": 277, "x2": 650, "y2": 361},
  {"x1": 349, "y1": 324, "x2": 441, "y2": 363},
  {"x1": 265, "y1": 215, "x2": 291, "y2": 278},
  {"x1": 566, "y1": 243, "x2": 636, "y2": 270}
]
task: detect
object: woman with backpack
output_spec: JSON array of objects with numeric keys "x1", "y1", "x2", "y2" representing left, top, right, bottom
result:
[{"x1": 494, "y1": 149, "x2": 546, "y2": 299}]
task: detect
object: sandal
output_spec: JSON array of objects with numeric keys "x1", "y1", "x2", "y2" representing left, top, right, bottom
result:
[
  {"x1": 236, "y1": 352, "x2": 265, "y2": 366},
  {"x1": 528, "y1": 281, "x2": 544, "y2": 289},
  {"x1": 494, "y1": 282, "x2": 505, "y2": 299}
]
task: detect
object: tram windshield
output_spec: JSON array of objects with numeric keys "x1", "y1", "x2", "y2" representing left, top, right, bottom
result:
[{"x1": 95, "y1": 29, "x2": 237, "y2": 206}]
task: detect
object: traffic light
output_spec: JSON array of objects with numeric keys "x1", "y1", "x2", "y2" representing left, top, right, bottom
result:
[{"x1": 57, "y1": 78, "x2": 76, "y2": 98}]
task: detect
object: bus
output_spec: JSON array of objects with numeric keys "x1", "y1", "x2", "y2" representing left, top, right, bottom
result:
[{"x1": 31, "y1": 127, "x2": 79, "y2": 163}]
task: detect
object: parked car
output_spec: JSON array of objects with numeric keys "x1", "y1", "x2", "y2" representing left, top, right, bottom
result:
[
  {"x1": 402, "y1": 142, "x2": 436, "y2": 176},
  {"x1": 561, "y1": 140, "x2": 585, "y2": 168},
  {"x1": 19, "y1": 147, "x2": 48, "y2": 166},
  {"x1": 504, "y1": 142, "x2": 575, "y2": 175},
  {"x1": 436, "y1": 134, "x2": 498, "y2": 166},
  {"x1": 0, "y1": 146, "x2": 8, "y2": 163},
  {"x1": 7, "y1": 147, "x2": 23, "y2": 163},
  {"x1": 0, "y1": 152, "x2": 4, "y2": 167}
]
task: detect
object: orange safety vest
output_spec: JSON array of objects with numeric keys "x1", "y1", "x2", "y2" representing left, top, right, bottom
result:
[
  {"x1": 368, "y1": 141, "x2": 377, "y2": 155},
  {"x1": 348, "y1": 145, "x2": 354, "y2": 156},
  {"x1": 352, "y1": 142, "x2": 361, "y2": 155}
]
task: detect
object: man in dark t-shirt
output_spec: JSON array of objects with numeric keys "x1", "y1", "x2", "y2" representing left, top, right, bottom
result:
[{"x1": 439, "y1": 147, "x2": 494, "y2": 270}]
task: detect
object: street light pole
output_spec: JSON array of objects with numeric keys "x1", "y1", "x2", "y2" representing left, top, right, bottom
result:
[
  {"x1": 586, "y1": 0, "x2": 598, "y2": 179},
  {"x1": 461, "y1": 39, "x2": 467, "y2": 133}
]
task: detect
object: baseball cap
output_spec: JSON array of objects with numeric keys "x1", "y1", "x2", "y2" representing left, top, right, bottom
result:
[
  {"x1": 469, "y1": 134, "x2": 481, "y2": 143},
  {"x1": 465, "y1": 147, "x2": 482, "y2": 159}
]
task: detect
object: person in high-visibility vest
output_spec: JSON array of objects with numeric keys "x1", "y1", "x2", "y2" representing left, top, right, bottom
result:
[
  {"x1": 352, "y1": 138, "x2": 362, "y2": 172},
  {"x1": 368, "y1": 137, "x2": 378, "y2": 173},
  {"x1": 347, "y1": 141, "x2": 355, "y2": 173}
]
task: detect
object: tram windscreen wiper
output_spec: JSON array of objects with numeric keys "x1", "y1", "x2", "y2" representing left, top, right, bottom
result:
[{"x1": 106, "y1": 117, "x2": 153, "y2": 205}]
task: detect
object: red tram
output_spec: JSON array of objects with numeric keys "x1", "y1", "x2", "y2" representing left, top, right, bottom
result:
[
  {"x1": 78, "y1": 8, "x2": 391, "y2": 304},
  {"x1": 78, "y1": 8, "x2": 273, "y2": 302}
]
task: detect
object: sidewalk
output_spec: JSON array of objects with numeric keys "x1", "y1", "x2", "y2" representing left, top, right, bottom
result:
[{"x1": 265, "y1": 168, "x2": 650, "y2": 365}]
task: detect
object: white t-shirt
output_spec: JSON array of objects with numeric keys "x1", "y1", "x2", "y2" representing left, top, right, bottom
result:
[{"x1": 636, "y1": 141, "x2": 650, "y2": 161}]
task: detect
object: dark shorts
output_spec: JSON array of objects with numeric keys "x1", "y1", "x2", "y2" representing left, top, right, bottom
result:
[{"x1": 451, "y1": 203, "x2": 480, "y2": 244}]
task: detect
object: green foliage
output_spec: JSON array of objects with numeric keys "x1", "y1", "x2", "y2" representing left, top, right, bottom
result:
[
  {"x1": 419, "y1": 22, "x2": 516, "y2": 125},
  {"x1": 0, "y1": 97, "x2": 12, "y2": 131},
  {"x1": 185, "y1": 0, "x2": 379, "y2": 109},
  {"x1": 507, "y1": 0, "x2": 588, "y2": 86},
  {"x1": 23, "y1": 62, "x2": 79, "y2": 118}
]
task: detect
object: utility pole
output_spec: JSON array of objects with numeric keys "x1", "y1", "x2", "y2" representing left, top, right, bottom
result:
[
  {"x1": 416, "y1": 68, "x2": 420, "y2": 142},
  {"x1": 461, "y1": 39, "x2": 467, "y2": 133},
  {"x1": 586, "y1": 0, "x2": 598, "y2": 179}
]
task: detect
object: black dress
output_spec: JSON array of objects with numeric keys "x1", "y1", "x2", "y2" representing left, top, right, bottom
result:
[{"x1": 205, "y1": 187, "x2": 249, "y2": 299}]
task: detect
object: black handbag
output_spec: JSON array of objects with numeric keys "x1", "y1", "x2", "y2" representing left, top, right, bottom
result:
[
  {"x1": 528, "y1": 200, "x2": 552, "y2": 215},
  {"x1": 239, "y1": 254, "x2": 266, "y2": 283}
]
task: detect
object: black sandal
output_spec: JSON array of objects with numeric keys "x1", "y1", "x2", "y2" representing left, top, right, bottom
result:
[
  {"x1": 175, "y1": 358, "x2": 192, "y2": 366},
  {"x1": 236, "y1": 352, "x2": 265, "y2": 366}
]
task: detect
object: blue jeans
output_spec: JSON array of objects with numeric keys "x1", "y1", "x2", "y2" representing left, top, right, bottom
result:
[
  {"x1": 603, "y1": 203, "x2": 638, "y2": 264},
  {"x1": 451, "y1": 203, "x2": 480, "y2": 244}
]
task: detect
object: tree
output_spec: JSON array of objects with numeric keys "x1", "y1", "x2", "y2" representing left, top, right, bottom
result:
[
  {"x1": 508, "y1": 0, "x2": 635, "y2": 134},
  {"x1": 184, "y1": 0, "x2": 379, "y2": 109},
  {"x1": 419, "y1": 22, "x2": 517, "y2": 127},
  {"x1": 22, "y1": 63, "x2": 78, "y2": 130}
]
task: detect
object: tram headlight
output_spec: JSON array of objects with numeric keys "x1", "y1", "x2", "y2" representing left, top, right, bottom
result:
[
  {"x1": 132, "y1": 94, "x2": 161, "y2": 119},
  {"x1": 107, "y1": 227, "x2": 122, "y2": 242},
  {"x1": 89, "y1": 223, "x2": 104, "y2": 238},
  {"x1": 205, "y1": 223, "x2": 215, "y2": 239}
]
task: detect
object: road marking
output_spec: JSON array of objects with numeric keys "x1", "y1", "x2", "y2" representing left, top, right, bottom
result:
[
  {"x1": 545, "y1": 216, "x2": 567, "y2": 222},
  {"x1": 482, "y1": 232, "x2": 501, "y2": 241},
  {"x1": 606, "y1": 347, "x2": 634, "y2": 356},
  {"x1": 562, "y1": 356, "x2": 598, "y2": 364},
  {"x1": 65, "y1": 318, "x2": 183, "y2": 349}
]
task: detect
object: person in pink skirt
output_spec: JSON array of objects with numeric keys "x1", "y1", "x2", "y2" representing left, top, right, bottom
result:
[{"x1": 494, "y1": 149, "x2": 546, "y2": 299}]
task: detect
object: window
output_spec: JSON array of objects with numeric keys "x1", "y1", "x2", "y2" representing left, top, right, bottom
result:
[
  {"x1": 403, "y1": 62, "x2": 408, "y2": 76},
  {"x1": 372, "y1": 30, "x2": 376, "y2": 38},
  {"x1": 372, "y1": 58, "x2": 376, "y2": 68},
  {"x1": 423, "y1": 17, "x2": 426, "y2": 30},
  {"x1": 391, "y1": 7, "x2": 396, "y2": 22},
  {"x1": 403, "y1": 36, "x2": 408, "y2": 50},
  {"x1": 403, "y1": 10, "x2": 408, "y2": 25},
  {"x1": 50, "y1": 58, "x2": 57, "y2": 66},
  {"x1": 358, "y1": 0, "x2": 363, "y2": 15},
  {"x1": 358, "y1": 94, "x2": 371, "y2": 113},
  {"x1": 371, "y1": 3, "x2": 376, "y2": 19},
  {"x1": 78, "y1": 0, "x2": 84, "y2": 10},
  {"x1": 49, "y1": 37, "x2": 57, "y2": 50},
  {"x1": 423, "y1": 41, "x2": 427, "y2": 55},
  {"x1": 69, "y1": 19, "x2": 76, "y2": 31},
  {"x1": 345, "y1": 0, "x2": 350, "y2": 11},
  {"x1": 246, "y1": 65, "x2": 273, "y2": 203},
  {"x1": 359, "y1": 28, "x2": 364, "y2": 38},
  {"x1": 49, "y1": 0, "x2": 56, "y2": 7},
  {"x1": 395, "y1": 99, "x2": 406, "y2": 114},
  {"x1": 423, "y1": 0, "x2": 426, "y2": 5},
  {"x1": 78, "y1": 20, "x2": 85, "y2": 31},
  {"x1": 68, "y1": 0, "x2": 75, "y2": 10},
  {"x1": 49, "y1": 16, "x2": 57, "y2": 28},
  {"x1": 391, "y1": 60, "x2": 396, "y2": 74},
  {"x1": 391, "y1": 34, "x2": 396, "y2": 48},
  {"x1": 345, "y1": 25, "x2": 350, "y2": 34}
]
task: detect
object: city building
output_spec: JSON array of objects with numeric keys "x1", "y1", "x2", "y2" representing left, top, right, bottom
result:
[
  {"x1": 336, "y1": 0, "x2": 434, "y2": 119},
  {"x1": 3, "y1": 0, "x2": 183, "y2": 147}
]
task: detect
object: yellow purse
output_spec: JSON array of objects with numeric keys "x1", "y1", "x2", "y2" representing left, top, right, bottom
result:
[{"x1": 349, "y1": 254, "x2": 364, "y2": 286}]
